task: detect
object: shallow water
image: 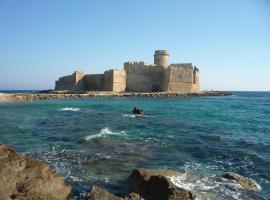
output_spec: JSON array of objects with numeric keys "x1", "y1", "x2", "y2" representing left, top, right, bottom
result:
[{"x1": 0, "y1": 92, "x2": 269, "y2": 199}]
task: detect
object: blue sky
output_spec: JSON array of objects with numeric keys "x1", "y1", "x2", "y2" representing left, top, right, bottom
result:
[{"x1": 0, "y1": 0, "x2": 269, "y2": 90}]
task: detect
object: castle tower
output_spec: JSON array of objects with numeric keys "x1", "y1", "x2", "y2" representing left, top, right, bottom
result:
[{"x1": 154, "y1": 50, "x2": 169, "y2": 67}]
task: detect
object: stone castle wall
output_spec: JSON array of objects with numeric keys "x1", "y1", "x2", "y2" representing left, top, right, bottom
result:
[
  {"x1": 55, "y1": 71, "x2": 85, "y2": 91},
  {"x1": 73, "y1": 71, "x2": 85, "y2": 90},
  {"x1": 84, "y1": 74, "x2": 104, "y2": 91},
  {"x1": 55, "y1": 75, "x2": 74, "y2": 90},
  {"x1": 55, "y1": 50, "x2": 200, "y2": 93},
  {"x1": 124, "y1": 62, "x2": 163, "y2": 92},
  {"x1": 104, "y1": 69, "x2": 126, "y2": 92},
  {"x1": 164, "y1": 64, "x2": 200, "y2": 93}
]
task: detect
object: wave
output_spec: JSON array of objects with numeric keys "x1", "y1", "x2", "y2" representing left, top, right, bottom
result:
[
  {"x1": 60, "y1": 107, "x2": 81, "y2": 112},
  {"x1": 84, "y1": 127, "x2": 125, "y2": 141},
  {"x1": 170, "y1": 173, "x2": 219, "y2": 192},
  {"x1": 170, "y1": 173, "x2": 261, "y2": 200},
  {"x1": 121, "y1": 114, "x2": 136, "y2": 118},
  {"x1": 121, "y1": 113, "x2": 151, "y2": 118}
]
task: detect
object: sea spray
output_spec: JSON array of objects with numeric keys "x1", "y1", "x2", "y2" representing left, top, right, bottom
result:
[
  {"x1": 60, "y1": 107, "x2": 81, "y2": 112},
  {"x1": 84, "y1": 127, "x2": 125, "y2": 141}
]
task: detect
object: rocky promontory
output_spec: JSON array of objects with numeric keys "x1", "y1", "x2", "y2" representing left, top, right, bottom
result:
[
  {"x1": 0, "y1": 143, "x2": 261, "y2": 200},
  {"x1": 0, "y1": 143, "x2": 71, "y2": 200},
  {"x1": 0, "y1": 91, "x2": 233, "y2": 101}
]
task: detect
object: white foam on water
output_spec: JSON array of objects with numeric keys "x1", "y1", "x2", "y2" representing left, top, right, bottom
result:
[
  {"x1": 121, "y1": 114, "x2": 136, "y2": 118},
  {"x1": 170, "y1": 173, "x2": 219, "y2": 192},
  {"x1": 121, "y1": 113, "x2": 153, "y2": 118},
  {"x1": 85, "y1": 127, "x2": 125, "y2": 141},
  {"x1": 60, "y1": 107, "x2": 81, "y2": 112},
  {"x1": 169, "y1": 173, "x2": 261, "y2": 200}
]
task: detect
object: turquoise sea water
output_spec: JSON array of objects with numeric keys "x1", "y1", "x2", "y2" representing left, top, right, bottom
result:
[{"x1": 0, "y1": 92, "x2": 269, "y2": 199}]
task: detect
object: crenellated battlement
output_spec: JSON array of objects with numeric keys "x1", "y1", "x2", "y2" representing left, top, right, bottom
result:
[{"x1": 55, "y1": 50, "x2": 200, "y2": 93}]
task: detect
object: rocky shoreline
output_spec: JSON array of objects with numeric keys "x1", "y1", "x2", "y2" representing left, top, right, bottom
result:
[
  {"x1": 0, "y1": 143, "x2": 260, "y2": 200},
  {"x1": 0, "y1": 91, "x2": 233, "y2": 101}
]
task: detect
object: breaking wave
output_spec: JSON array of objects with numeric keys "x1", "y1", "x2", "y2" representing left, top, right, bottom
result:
[
  {"x1": 59, "y1": 107, "x2": 81, "y2": 112},
  {"x1": 84, "y1": 127, "x2": 125, "y2": 141},
  {"x1": 169, "y1": 173, "x2": 261, "y2": 200}
]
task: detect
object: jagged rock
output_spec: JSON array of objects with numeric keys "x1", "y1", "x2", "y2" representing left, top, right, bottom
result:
[
  {"x1": 85, "y1": 186, "x2": 122, "y2": 200},
  {"x1": 132, "y1": 107, "x2": 144, "y2": 115},
  {"x1": 85, "y1": 186, "x2": 144, "y2": 200},
  {"x1": 221, "y1": 172, "x2": 261, "y2": 191},
  {"x1": 0, "y1": 143, "x2": 71, "y2": 200},
  {"x1": 124, "y1": 192, "x2": 144, "y2": 200},
  {"x1": 128, "y1": 168, "x2": 196, "y2": 200}
]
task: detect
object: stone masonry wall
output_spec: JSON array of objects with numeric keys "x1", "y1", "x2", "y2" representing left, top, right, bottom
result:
[
  {"x1": 55, "y1": 51, "x2": 200, "y2": 93},
  {"x1": 104, "y1": 69, "x2": 126, "y2": 92},
  {"x1": 55, "y1": 75, "x2": 75, "y2": 90},
  {"x1": 164, "y1": 64, "x2": 200, "y2": 93},
  {"x1": 73, "y1": 71, "x2": 85, "y2": 91},
  {"x1": 84, "y1": 74, "x2": 105, "y2": 91},
  {"x1": 55, "y1": 71, "x2": 85, "y2": 91},
  {"x1": 124, "y1": 62, "x2": 164, "y2": 92}
]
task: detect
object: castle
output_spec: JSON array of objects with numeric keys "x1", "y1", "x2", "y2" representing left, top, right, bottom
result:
[{"x1": 55, "y1": 50, "x2": 200, "y2": 93}]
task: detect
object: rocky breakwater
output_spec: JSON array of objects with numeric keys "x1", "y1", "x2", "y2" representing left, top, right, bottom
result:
[
  {"x1": 1, "y1": 91, "x2": 233, "y2": 101},
  {"x1": 0, "y1": 93, "x2": 14, "y2": 101},
  {"x1": 0, "y1": 143, "x2": 71, "y2": 200}
]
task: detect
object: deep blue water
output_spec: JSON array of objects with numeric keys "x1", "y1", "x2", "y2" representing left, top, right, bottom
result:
[{"x1": 0, "y1": 92, "x2": 269, "y2": 199}]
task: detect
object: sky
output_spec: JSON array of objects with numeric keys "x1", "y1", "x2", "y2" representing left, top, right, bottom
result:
[{"x1": 0, "y1": 0, "x2": 269, "y2": 91}]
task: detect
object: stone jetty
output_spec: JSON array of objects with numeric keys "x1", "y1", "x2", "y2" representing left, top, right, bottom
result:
[{"x1": 0, "y1": 91, "x2": 233, "y2": 101}]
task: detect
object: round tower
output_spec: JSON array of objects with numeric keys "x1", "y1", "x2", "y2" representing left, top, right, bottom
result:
[{"x1": 154, "y1": 50, "x2": 169, "y2": 67}]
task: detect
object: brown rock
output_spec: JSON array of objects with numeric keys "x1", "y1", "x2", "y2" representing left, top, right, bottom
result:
[
  {"x1": 128, "y1": 168, "x2": 195, "y2": 200},
  {"x1": 124, "y1": 192, "x2": 144, "y2": 200},
  {"x1": 85, "y1": 186, "x2": 144, "y2": 200},
  {"x1": 0, "y1": 144, "x2": 71, "y2": 200},
  {"x1": 221, "y1": 172, "x2": 260, "y2": 191},
  {"x1": 85, "y1": 186, "x2": 122, "y2": 200}
]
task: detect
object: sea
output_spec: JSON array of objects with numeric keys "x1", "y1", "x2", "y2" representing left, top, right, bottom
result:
[{"x1": 0, "y1": 91, "x2": 269, "y2": 200}]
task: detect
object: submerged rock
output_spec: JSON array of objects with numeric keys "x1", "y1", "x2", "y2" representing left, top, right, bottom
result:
[
  {"x1": 132, "y1": 107, "x2": 144, "y2": 115},
  {"x1": 0, "y1": 143, "x2": 71, "y2": 200},
  {"x1": 221, "y1": 172, "x2": 260, "y2": 191},
  {"x1": 85, "y1": 186, "x2": 144, "y2": 200},
  {"x1": 128, "y1": 168, "x2": 196, "y2": 200}
]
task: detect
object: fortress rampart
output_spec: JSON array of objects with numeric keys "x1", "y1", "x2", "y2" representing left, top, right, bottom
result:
[
  {"x1": 124, "y1": 62, "x2": 163, "y2": 92},
  {"x1": 55, "y1": 50, "x2": 200, "y2": 93}
]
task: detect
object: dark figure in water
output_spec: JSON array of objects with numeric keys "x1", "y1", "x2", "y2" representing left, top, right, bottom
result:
[{"x1": 133, "y1": 107, "x2": 144, "y2": 115}]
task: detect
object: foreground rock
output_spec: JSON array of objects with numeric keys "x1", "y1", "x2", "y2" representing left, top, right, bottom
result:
[
  {"x1": 85, "y1": 186, "x2": 121, "y2": 200},
  {"x1": 128, "y1": 168, "x2": 196, "y2": 200},
  {"x1": 85, "y1": 186, "x2": 144, "y2": 200},
  {"x1": 0, "y1": 143, "x2": 71, "y2": 200},
  {"x1": 221, "y1": 172, "x2": 261, "y2": 191}
]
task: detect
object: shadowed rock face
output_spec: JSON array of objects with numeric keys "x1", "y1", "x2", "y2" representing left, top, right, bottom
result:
[
  {"x1": 221, "y1": 172, "x2": 261, "y2": 191},
  {"x1": 128, "y1": 168, "x2": 196, "y2": 200},
  {"x1": 0, "y1": 144, "x2": 71, "y2": 200}
]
